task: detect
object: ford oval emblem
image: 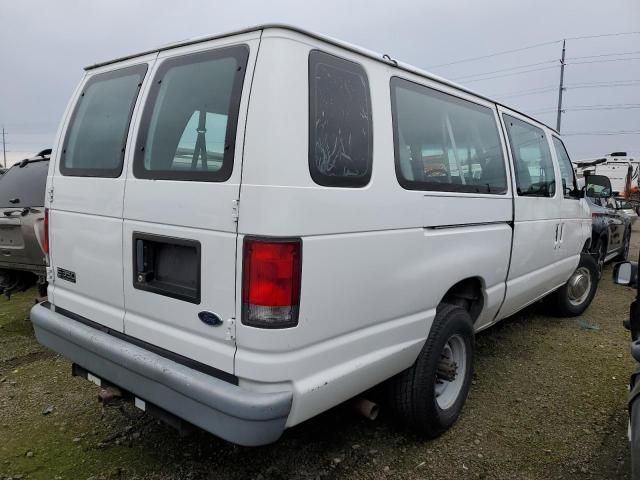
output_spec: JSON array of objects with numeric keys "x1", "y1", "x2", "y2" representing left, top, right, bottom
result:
[{"x1": 198, "y1": 311, "x2": 223, "y2": 327}]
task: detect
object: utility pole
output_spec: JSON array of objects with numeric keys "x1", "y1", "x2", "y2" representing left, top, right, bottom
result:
[
  {"x1": 1, "y1": 127, "x2": 6, "y2": 168},
  {"x1": 556, "y1": 39, "x2": 566, "y2": 132}
]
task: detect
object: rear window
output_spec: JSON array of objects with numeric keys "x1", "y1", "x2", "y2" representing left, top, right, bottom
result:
[
  {"x1": 308, "y1": 50, "x2": 372, "y2": 188},
  {"x1": 0, "y1": 160, "x2": 49, "y2": 208},
  {"x1": 133, "y1": 45, "x2": 249, "y2": 181},
  {"x1": 61, "y1": 64, "x2": 147, "y2": 177}
]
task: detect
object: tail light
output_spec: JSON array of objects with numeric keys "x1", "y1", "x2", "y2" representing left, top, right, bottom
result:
[
  {"x1": 43, "y1": 208, "x2": 50, "y2": 260},
  {"x1": 242, "y1": 238, "x2": 302, "y2": 329}
]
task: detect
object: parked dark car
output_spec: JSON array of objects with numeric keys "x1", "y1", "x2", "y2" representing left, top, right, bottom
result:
[
  {"x1": 585, "y1": 174, "x2": 632, "y2": 276},
  {"x1": 0, "y1": 149, "x2": 50, "y2": 297},
  {"x1": 612, "y1": 261, "x2": 640, "y2": 479}
]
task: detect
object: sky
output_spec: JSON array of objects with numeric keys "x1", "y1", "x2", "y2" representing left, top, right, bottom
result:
[{"x1": 0, "y1": 0, "x2": 638, "y2": 167}]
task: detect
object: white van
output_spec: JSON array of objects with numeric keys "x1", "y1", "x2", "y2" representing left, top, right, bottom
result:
[{"x1": 32, "y1": 25, "x2": 597, "y2": 446}]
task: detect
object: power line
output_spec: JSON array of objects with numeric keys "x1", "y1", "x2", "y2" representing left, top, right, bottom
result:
[
  {"x1": 564, "y1": 79, "x2": 640, "y2": 89},
  {"x1": 566, "y1": 56, "x2": 640, "y2": 66},
  {"x1": 451, "y1": 59, "x2": 558, "y2": 81},
  {"x1": 567, "y1": 50, "x2": 640, "y2": 60},
  {"x1": 428, "y1": 31, "x2": 640, "y2": 70},
  {"x1": 494, "y1": 87, "x2": 557, "y2": 100},
  {"x1": 564, "y1": 31, "x2": 640, "y2": 41},
  {"x1": 562, "y1": 130, "x2": 640, "y2": 136},
  {"x1": 531, "y1": 104, "x2": 640, "y2": 115},
  {"x1": 460, "y1": 65, "x2": 559, "y2": 84},
  {"x1": 427, "y1": 40, "x2": 560, "y2": 69},
  {"x1": 568, "y1": 103, "x2": 640, "y2": 110}
]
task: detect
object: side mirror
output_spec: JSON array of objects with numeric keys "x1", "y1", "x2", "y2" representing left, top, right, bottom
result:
[
  {"x1": 585, "y1": 174, "x2": 612, "y2": 198},
  {"x1": 613, "y1": 261, "x2": 638, "y2": 287}
]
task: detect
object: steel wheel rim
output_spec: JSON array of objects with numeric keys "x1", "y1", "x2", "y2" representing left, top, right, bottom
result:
[
  {"x1": 434, "y1": 334, "x2": 467, "y2": 410},
  {"x1": 567, "y1": 266, "x2": 592, "y2": 306}
]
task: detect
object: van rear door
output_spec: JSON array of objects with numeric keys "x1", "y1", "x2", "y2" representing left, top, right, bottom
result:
[
  {"x1": 50, "y1": 58, "x2": 152, "y2": 332},
  {"x1": 122, "y1": 34, "x2": 259, "y2": 374}
]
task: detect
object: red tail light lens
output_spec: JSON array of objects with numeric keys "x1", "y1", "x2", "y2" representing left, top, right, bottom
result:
[
  {"x1": 43, "y1": 208, "x2": 49, "y2": 258},
  {"x1": 242, "y1": 238, "x2": 302, "y2": 328}
]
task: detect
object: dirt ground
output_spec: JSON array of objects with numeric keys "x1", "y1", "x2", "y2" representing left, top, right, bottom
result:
[{"x1": 2, "y1": 228, "x2": 639, "y2": 480}]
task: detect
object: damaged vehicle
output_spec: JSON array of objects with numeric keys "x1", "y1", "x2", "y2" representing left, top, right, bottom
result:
[
  {"x1": 612, "y1": 261, "x2": 640, "y2": 479},
  {"x1": 0, "y1": 149, "x2": 50, "y2": 297}
]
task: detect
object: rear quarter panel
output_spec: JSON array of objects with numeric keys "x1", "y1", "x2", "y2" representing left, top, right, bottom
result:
[{"x1": 236, "y1": 30, "x2": 512, "y2": 425}]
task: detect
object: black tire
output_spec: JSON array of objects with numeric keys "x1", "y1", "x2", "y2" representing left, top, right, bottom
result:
[
  {"x1": 617, "y1": 229, "x2": 631, "y2": 261},
  {"x1": 387, "y1": 303, "x2": 474, "y2": 438},
  {"x1": 632, "y1": 394, "x2": 640, "y2": 480},
  {"x1": 550, "y1": 253, "x2": 598, "y2": 317},
  {"x1": 594, "y1": 239, "x2": 607, "y2": 279}
]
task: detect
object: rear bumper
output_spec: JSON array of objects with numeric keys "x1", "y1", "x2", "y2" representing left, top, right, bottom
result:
[
  {"x1": 30, "y1": 303, "x2": 292, "y2": 446},
  {"x1": 0, "y1": 261, "x2": 46, "y2": 275}
]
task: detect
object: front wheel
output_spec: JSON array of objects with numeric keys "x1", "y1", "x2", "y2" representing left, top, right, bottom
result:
[
  {"x1": 550, "y1": 253, "x2": 598, "y2": 317},
  {"x1": 387, "y1": 304, "x2": 474, "y2": 438},
  {"x1": 617, "y1": 229, "x2": 631, "y2": 261}
]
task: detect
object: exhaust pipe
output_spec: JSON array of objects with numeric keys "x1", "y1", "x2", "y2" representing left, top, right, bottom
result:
[
  {"x1": 98, "y1": 386, "x2": 122, "y2": 405},
  {"x1": 352, "y1": 398, "x2": 379, "y2": 420}
]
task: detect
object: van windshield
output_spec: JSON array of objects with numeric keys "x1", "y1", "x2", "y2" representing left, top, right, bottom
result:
[{"x1": 0, "y1": 160, "x2": 49, "y2": 208}]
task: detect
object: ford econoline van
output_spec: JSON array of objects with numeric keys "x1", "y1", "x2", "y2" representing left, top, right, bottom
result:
[{"x1": 32, "y1": 25, "x2": 599, "y2": 446}]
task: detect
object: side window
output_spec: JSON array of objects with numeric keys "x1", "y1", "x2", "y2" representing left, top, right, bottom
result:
[
  {"x1": 391, "y1": 77, "x2": 507, "y2": 194},
  {"x1": 308, "y1": 50, "x2": 372, "y2": 188},
  {"x1": 503, "y1": 114, "x2": 556, "y2": 197},
  {"x1": 552, "y1": 136, "x2": 578, "y2": 198},
  {"x1": 133, "y1": 45, "x2": 249, "y2": 181},
  {"x1": 61, "y1": 64, "x2": 147, "y2": 177}
]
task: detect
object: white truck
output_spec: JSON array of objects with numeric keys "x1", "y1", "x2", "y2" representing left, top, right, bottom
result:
[{"x1": 32, "y1": 25, "x2": 599, "y2": 446}]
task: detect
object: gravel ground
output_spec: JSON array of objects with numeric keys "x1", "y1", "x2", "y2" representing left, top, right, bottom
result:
[{"x1": 1, "y1": 226, "x2": 639, "y2": 480}]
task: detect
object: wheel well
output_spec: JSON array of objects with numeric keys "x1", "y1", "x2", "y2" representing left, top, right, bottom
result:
[
  {"x1": 582, "y1": 238, "x2": 591, "y2": 253},
  {"x1": 599, "y1": 234, "x2": 608, "y2": 251},
  {"x1": 442, "y1": 278, "x2": 484, "y2": 323}
]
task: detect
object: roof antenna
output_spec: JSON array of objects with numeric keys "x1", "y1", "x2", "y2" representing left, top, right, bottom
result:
[{"x1": 382, "y1": 54, "x2": 398, "y2": 66}]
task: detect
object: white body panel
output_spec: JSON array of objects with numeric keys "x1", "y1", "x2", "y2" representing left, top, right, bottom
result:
[
  {"x1": 121, "y1": 32, "x2": 261, "y2": 374},
  {"x1": 46, "y1": 26, "x2": 592, "y2": 432},
  {"x1": 48, "y1": 54, "x2": 156, "y2": 331}
]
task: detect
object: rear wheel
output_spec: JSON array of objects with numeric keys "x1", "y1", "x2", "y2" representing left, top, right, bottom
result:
[
  {"x1": 387, "y1": 304, "x2": 474, "y2": 438},
  {"x1": 550, "y1": 253, "x2": 598, "y2": 317}
]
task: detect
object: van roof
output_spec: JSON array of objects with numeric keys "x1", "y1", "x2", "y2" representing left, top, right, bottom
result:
[{"x1": 85, "y1": 23, "x2": 558, "y2": 134}]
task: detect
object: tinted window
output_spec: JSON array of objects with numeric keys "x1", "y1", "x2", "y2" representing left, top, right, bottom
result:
[
  {"x1": 391, "y1": 78, "x2": 507, "y2": 194},
  {"x1": 133, "y1": 46, "x2": 249, "y2": 181},
  {"x1": 503, "y1": 115, "x2": 555, "y2": 197},
  {"x1": 309, "y1": 50, "x2": 372, "y2": 187},
  {"x1": 552, "y1": 136, "x2": 578, "y2": 198},
  {"x1": 0, "y1": 160, "x2": 49, "y2": 208},
  {"x1": 61, "y1": 65, "x2": 147, "y2": 177}
]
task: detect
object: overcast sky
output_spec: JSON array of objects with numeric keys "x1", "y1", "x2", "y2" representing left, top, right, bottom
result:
[{"x1": 1, "y1": 0, "x2": 638, "y2": 166}]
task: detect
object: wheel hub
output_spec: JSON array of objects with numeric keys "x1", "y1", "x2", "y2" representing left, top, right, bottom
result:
[
  {"x1": 434, "y1": 335, "x2": 467, "y2": 410},
  {"x1": 436, "y1": 357, "x2": 458, "y2": 382},
  {"x1": 567, "y1": 266, "x2": 591, "y2": 306}
]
